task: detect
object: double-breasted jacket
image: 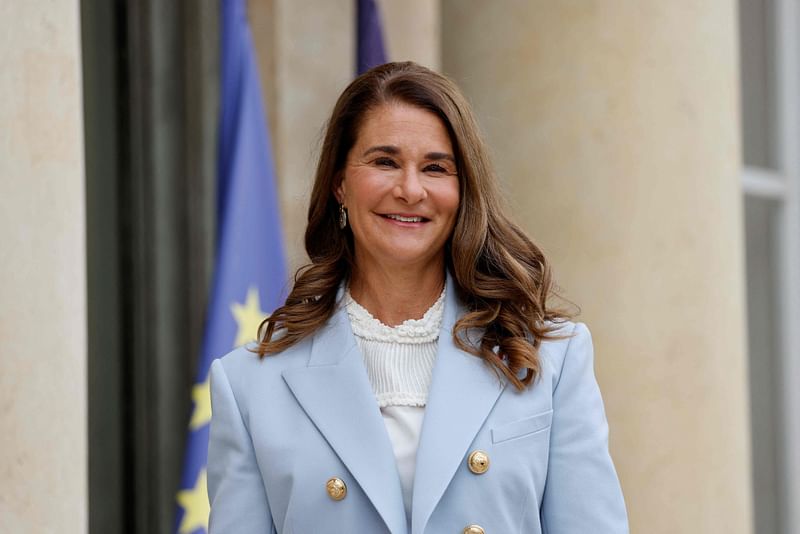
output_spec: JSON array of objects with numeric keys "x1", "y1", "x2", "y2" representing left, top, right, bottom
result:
[{"x1": 207, "y1": 278, "x2": 629, "y2": 533}]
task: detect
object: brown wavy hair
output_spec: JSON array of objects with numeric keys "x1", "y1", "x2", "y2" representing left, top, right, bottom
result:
[{"x1": 257, "y1": 61, "x2": 572, "y2": 390}]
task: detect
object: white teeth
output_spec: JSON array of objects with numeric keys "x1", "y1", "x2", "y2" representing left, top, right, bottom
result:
[{"x1": 386, "y1": 214, "x2": 424, "y2": 222}]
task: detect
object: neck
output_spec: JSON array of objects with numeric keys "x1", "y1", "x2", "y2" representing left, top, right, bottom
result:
[{"x1": 349, "y1": 258, "x2": 446, "y2": 327}]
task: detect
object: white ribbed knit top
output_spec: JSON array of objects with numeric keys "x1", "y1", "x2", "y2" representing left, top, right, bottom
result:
[
  {"x1": 344, "y1": 287, "x2": 444, "y2": 525},
  {"x1": 345, "y1": 288, "x2": 443, "y2": 408}
]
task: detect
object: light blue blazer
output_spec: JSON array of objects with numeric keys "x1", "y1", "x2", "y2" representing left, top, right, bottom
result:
[{"x1": 208, "y1": 277, "x2": 629, "y2": 533}]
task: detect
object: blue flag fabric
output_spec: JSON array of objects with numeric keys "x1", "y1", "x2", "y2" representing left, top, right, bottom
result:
[
  {"x1": 357, "y1": 0, "x2": 388, "y2": 74},
  {"x1": 173, "y1": 0, "x2": 287, "y2": 532}
]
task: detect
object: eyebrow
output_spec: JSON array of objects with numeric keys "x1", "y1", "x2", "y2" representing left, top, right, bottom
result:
[
  {"x1": 362, "y1": 145, "x2": 456, "y2": 163},
  {"x1": 426, "y1": 151, "x2": 456, "y2": 163}
]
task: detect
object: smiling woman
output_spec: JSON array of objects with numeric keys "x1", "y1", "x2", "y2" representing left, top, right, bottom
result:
[{"x1": 207, "y1": 62, "x2": 629, "y2": 534}]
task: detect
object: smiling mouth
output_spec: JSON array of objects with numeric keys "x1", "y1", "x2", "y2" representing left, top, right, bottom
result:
[{"x1": 381, "y1": 214, "x2": 429, "y2": 223}]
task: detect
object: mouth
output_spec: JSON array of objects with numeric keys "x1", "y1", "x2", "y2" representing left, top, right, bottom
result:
[{"x1": 380, "y1": 213, "x2": 430, "y2": 223}]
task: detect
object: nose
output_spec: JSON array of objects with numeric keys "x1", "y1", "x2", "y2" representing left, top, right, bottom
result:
[{"x1": 393, "y1": 166, "x2": 427, "y2": 204}]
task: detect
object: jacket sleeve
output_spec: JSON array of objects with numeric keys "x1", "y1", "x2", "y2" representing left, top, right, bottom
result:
[
  {"x1": 540, "y1": 323, "x2": 629, "y2": 533},
  {"x1": 207, "y1": 358, "x2": 276, "y2": 534}
]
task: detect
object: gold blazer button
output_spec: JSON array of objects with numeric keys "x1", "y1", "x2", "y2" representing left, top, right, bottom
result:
[
  {"x1": 326, "y1": 477, "x2": 347, "y2": 501},
  {"x1": 467, "y1": 450, "x2": 490, "y2": 474},
  {"x1": 463, "y1": 525, "x2": 485, "y2": 534}
]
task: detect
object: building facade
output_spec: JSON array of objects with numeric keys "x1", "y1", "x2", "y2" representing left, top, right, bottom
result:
[{"x1": 2, "y1": 1, "x2": 796, "y2": 533}]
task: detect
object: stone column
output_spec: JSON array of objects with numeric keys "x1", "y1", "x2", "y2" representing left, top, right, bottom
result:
[
  {"x1": 0, "y1": 1, "x2": 87, "y2": 533},
  {"x1": 443, "y1": 2, "x2": 752, "y2": 533}
]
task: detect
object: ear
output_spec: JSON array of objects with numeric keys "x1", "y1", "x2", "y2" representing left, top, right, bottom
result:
[{"x1": 334, "y1": 175, "x2": 346, "y2": 204}]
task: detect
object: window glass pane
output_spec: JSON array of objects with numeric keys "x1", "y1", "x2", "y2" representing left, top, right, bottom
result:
[
  {"x1": 744, "y1": 195, "x2": 782, "y2": 534},
  {"x1": 739, "y1": 0, "x2": 777, "y2": 169}
]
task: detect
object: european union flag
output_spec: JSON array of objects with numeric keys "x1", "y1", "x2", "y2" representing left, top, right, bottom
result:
[
  {"x1": 357, "y1": 0, "x2": 388, "y2": 75},
  {"x1": 173, "y1": 0, "x2": 287, "y2": 532}
]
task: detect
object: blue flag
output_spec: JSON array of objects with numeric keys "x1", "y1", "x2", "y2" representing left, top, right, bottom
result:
[
  {"x1": 173, "y1": 0, "x2": 287, "y2": 532},
  {"x1": 357, "y1": 0, "x2": 388, "y2": 74}
]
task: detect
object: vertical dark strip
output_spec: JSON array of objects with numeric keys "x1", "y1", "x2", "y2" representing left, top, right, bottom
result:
[
  {"x1": 114, "y1": 0, "x2": 136, "y2": 530},
  {"x1": 84, "y1": 0, "x2": 218, "y2": 532},
  {"x1": 83, "y1": 0, "x2": 130, "y2": 531},
  {"x1": 182, "y1": 1, "x2": 220, "y2": 373},
  {"x1": 123, "y1": 0, "x2": 152, "y2": 529}
]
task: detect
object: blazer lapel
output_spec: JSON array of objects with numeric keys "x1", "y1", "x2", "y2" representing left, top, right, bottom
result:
[
  {"x1": 282, "y1": 302, "x2": 408, "y2": 534},
  {"x1": 411, "y1": 276, "x2": 507, "y2": 534}
]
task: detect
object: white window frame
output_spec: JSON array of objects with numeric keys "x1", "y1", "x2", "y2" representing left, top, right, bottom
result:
[{"x1": 741, "y1": 0, "x2": 800, "y2": 532}]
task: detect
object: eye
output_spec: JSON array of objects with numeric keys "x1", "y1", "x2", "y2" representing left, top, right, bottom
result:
[
  {"x1": 374, "y1": 157, "x2": 398, "y2": 168},
  {"x1": 423, "y1": 163, "x2": 450, "y2": 174}
]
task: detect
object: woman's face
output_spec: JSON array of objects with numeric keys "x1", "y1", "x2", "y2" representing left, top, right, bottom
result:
[{"x1": 336, "y1": 103, "x2": 460, "y2": 273}]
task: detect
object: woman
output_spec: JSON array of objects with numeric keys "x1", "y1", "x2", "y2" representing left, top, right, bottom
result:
[{"x1": 208, "y1": 61, "x2": 628, "y2": 534}]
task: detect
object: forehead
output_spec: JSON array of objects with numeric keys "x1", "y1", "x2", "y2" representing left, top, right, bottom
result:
[{"x1": 353, "y1": 103, "x2": 453, "y2": 151}]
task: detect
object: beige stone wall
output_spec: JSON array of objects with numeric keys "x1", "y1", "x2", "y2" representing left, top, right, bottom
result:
[
  {"x1": 378, "y1": 0, "x2": 441, "y2": 70},
  {"x1": 443, "y1": 1, "x2": 752, "y2": 532},
  {"x1": 0, "y1": 1, "x2": 87, "y2": 533}
]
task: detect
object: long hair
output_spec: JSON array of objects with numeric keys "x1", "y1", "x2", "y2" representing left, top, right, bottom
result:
[{"x1": 257, "y1": 61, "x2": 572, "y2": 390}]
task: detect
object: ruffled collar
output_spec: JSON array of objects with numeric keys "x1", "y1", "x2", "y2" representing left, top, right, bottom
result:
[{"x1": 344, "y1": 286, "x2": 445, "y2": 344}]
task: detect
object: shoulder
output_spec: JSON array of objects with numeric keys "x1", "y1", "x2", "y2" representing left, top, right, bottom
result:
[
  {"x1": 536, "y1": 321, "x2": 593, "y2": 385},
  {"x1": 211, "y1": 337, "x2": 313, "y2": 408},
  {"x1": 216, "y1": 337, "x2": 310, "y2": 371}
]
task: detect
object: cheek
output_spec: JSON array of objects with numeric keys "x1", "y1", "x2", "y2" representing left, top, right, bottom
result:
[
  {"x1": 347, "y1": 172, "x2": 390, "y2": 206},
  {"x1": 439, "y1": 181, "x2": 461, "y2": 221}
]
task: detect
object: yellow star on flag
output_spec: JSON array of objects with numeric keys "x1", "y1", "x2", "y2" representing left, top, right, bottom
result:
[
  {"x1": 189, "y1": 375, "x2": 211, "y2": 430},
  {"x1": 176, "y1": 469, "x2": 209, "y2": 533},
  {"x1": 230, "y1": 286, "x2": 266, "y2": 347}
]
